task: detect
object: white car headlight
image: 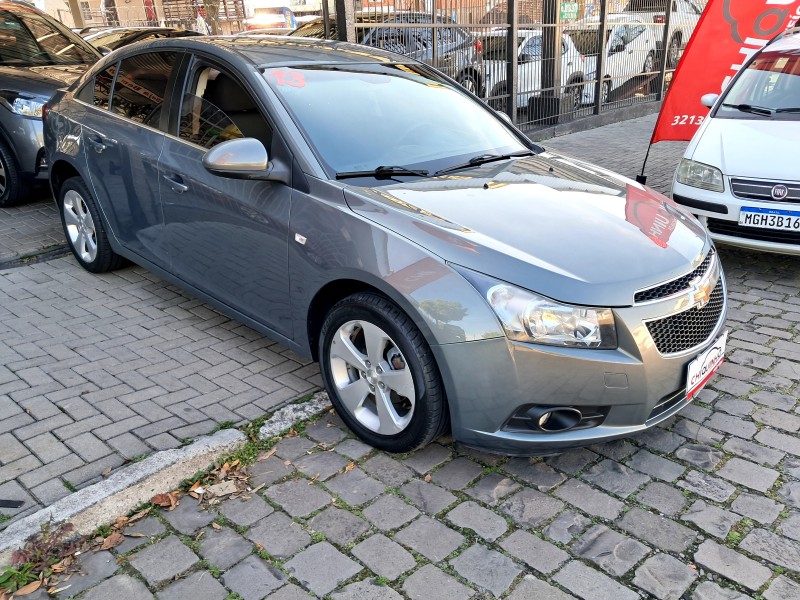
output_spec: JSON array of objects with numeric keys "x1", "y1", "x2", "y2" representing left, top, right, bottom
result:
[
  {"x1": 0, "y1": 92, "x2": 46, "y2": 117},
  {"x1": 676, "y1": 159, "x2": 724, "y2": 192},
  {"x1": 485, "y1": 284, "x2": 617, "y2": 349}
]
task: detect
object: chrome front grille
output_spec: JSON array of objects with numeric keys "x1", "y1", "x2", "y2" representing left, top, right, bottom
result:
[
  {"x1": 730, "y1": 178, "x2": 800, "y2": 203},
  {"x1": 634, "y1": 249, "x2": 715, "y2": 304},
  {"x1": 645, "y1": 280, "x2": 725, "y2": 355}
]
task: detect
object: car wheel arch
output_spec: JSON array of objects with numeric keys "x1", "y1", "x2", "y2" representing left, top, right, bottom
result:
[{"x1": 50, "y1": 159, "x2": 82, "y2": 202}]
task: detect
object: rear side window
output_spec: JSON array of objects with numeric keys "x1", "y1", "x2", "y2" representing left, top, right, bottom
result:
[
  {"x1": 92, "y1": 65, "x2": 116, "y2": 109},
  {"x1": 109, "y1": 51, "x2": 179, "y2": 128}
]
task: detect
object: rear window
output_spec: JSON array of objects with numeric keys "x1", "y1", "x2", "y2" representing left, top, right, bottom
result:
[{"x1": 623, "y1": 0, "x2": 673, "y2": 11}]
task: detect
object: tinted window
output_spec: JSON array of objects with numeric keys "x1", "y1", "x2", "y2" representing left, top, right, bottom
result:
[
  {"x1": 520, "y1": 36, "x2": 542, "y2": 60},
  {"x1": 93, "y1": 65, "x2": 116, "y2": 109},
  {"x1": 109, "y1": 51, "x2": 178, "y2": 127},
  {"x1": 0, "y1": 7, "x2": 98, "y2": 66},
  {"x1": 718, "y1": 50, "x2": 800, "y2": 119}
]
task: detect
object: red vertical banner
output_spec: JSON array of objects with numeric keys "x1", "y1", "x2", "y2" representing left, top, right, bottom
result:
[{"x1": 651, "y1": 0, "x2": 800, "y2": 144}]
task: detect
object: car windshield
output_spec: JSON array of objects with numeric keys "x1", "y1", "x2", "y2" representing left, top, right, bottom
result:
[
  {"x1": 262, "y1": 63, "x2": 530, "y2": 178},
  {"x1": 717, "y1": 49, "x2": 800, "y2": 120},
  {"x1": 0, "y1": 9, "x2": 98, "y2": 66}
]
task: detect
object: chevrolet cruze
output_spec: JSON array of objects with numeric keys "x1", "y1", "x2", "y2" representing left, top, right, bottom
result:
[{"x1": 44, "y1": 36, "x2": 727, "y2": 455}]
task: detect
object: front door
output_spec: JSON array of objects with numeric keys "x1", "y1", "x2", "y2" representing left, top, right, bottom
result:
[{"x1": 159, "y1": 59, "x2": 293, "y2": 337}]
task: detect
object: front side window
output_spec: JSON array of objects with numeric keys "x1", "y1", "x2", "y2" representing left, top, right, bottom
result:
[
  {"x1": 520, "y1": 36, "x2": 542, "y2": 61},
  {"x1": 92, "y1": 64, "x2": 116, "y2": 109},
  {"x1": 718, "y1": 49, "x2": 800, "y2": 120},
  {"x1": 109, "y1": 51, "x2": 178, "y2": 127},
  {"x1": 0, "y1": 8, "x2": 98, "y2": 66}
]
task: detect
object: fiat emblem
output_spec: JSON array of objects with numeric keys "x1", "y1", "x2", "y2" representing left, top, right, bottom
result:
[{"x1": 771, "y1": 184, "x2": 789, "y2": 200}]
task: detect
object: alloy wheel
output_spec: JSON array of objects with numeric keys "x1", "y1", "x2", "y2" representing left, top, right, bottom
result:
[
  {"x1": 0, "y1": 155, "x2": 6, "y2": 196},
  {"x1": 62, "y1": 189, "x2": 98, "y2": 263}
]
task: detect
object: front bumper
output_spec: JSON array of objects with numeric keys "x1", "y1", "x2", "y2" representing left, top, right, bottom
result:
[
  {"x1": 433, "y1": 272, "x2": 728, "y2": 455},
  {"x1": 672, "y1": 179, "x2": 800, "y2": 256}
]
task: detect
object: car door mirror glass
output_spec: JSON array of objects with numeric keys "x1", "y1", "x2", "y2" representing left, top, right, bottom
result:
[
  {"x1": 701, "y1": 93, "x2": 719, "y2": 108},
  {"x1": 202, "y1": 138, "x2": 270, "y2": 179}
]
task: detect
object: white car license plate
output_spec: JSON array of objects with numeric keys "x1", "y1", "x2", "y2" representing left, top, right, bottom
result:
[
  {"x1": 686, "y1": 331, "x2": 727, "y2": 399},
  {"x1": 739, "y1": 207, "x2": 800, "y2": 230}
]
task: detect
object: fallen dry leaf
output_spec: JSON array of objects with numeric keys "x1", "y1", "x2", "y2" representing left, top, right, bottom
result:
[
  {"x1": 127, "y1": 533, "x2": 146, "y2": 538},
  {"x1": 48, "y1": 585, "x2": 71, "y2": 595},
  {"x1": 14, "y1": 580, "x2": 42, "y2": 595},
  {"x1": 308, "y1": 473, "x2": 320, "y2": 484},
  {"x1": 206, "y1": 480, "x2": 238, "y2": 497},
  {"x1": 424, "y1": 473, "x2": 432, "y2": 482},
  {"x1": 195, "y1": 530, "x2": 205, "y2": 541},
  {"x1": 189, "y1": 481, "x2": 202, "y2": 492},
  {"x1": 283, "y1": 459, "x2": 292, "y2": 466},
  {"x1": 100, "y1": 532, "x2": 125, "y2": 551},
  {"x1": 250, "y1": 483, "x2": 266, "y2": 494},
  {"x1": 211, "y1": 522, "x2": 222, "y2": 530},
  {"x1": 128, "y1": 508, "x2": 150, "y2": 523},
  {"x1": 345, "y1": 462, "x2": 356, "y2": 472},
  {"x1": 150, "y1": 493, "x2": 172, "y2": 507},
  {"x1": 101, "y1": 466, "x2": 113, "y2": 477},
  {"x1": 326, "y1": 423, "x2": 335, "y2": 428},
  {"x1": 257, "y1": 448, "x2": 277, "y2": 462}
]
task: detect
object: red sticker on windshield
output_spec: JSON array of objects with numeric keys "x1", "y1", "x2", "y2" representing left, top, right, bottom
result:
[{"x1": 266, "y1": 69, "x2": 306, "y2": 87}]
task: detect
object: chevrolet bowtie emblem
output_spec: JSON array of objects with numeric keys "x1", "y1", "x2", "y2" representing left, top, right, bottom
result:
[{"x1": 692, "y1": 278, "x2": 713, "y2": 309}]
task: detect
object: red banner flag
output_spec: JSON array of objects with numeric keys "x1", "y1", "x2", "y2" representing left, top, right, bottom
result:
[{"x1": 651, "y1": 0, "x2": 800, "y2": 144}]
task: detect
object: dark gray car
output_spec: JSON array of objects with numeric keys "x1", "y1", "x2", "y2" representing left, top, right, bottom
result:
[
  {"x1": 45, "y1": 36, "x2": 727, "y2": 455},
  {"x1": 0, "y1": 1, "x2": 100, "y2": 207}
]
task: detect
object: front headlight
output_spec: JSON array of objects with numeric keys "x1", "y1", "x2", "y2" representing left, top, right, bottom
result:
[
  {"x1": 0, "y1": 92, "x2": 46, "y2": 117},
  {"x1": 676, "y1": 159, "x2": 724, "y2": 192},
  {"x1": 485, "y1": 284, "x2": 617, "y2": 349}
]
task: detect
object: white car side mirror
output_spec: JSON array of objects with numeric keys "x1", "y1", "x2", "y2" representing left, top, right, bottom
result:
[{"x1": 701, "y1": 93, "x2": 719, "y2": 108}]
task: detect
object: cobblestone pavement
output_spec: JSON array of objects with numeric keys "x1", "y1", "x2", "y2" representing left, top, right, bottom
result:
[
  {"x1": 3, "y1": 114, "x2": 800, "y2": 598},
  {"x1": 0, "y1": 188, "x2": 62, "y2": 264}
]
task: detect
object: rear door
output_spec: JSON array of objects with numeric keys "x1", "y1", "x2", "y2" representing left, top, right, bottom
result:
[
  {"x1": 158, "y1": 55, "x2": 293, "y2": 336},
  {"x1": 80, "y1": 50, "x2": 183, "y2": 267}
]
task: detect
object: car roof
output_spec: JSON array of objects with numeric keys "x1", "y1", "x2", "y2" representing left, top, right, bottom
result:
[{"x1": 123, "y1": 35, "x2": 414, "y2": 67}]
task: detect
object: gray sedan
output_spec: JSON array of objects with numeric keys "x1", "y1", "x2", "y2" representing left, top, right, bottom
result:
[{"x1": 44, "y1": 36, "x2": 727, "y2": 455}]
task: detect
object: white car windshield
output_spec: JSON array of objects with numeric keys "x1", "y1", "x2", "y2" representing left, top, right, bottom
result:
[
  {"x1": 262, "y1": 63, "x2": 531, "y2": 177},
  {"x1": 718, "y1": 49, "x2": 800, "y2": 119}
]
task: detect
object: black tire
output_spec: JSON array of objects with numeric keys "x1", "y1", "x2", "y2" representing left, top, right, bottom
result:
[
  {"x1": 457, "y1": 72, "x2": 480, "y2": 97},
  {"x1": 601, "y1": 79, "x2": 612, "y2": 104},
  {"x1": 58, "y1": 176, "x2": 125, "y2": 273},
  {"x1": 667, "y1": 35, "x2": 681, "y2": 68},
  {"x1": 566, "y1": 80, "x2": 583, "y2": 113},
  {"x1": 0, "y1": 136, "x2": 30, "y2": 208},
  {"x1": 319, "y1": 292, "x2": 448, "y2": 453}
]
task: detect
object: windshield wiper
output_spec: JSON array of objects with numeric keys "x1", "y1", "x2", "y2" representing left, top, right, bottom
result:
[
  {"x1": 434, "y1": 151, "x2": 536, "y2": 176},
  {"x1": 721, "y1": 103, "x2": 774, "y2": 116},
  {"x1": 336, "y1": 165, "x2": 429, "y2": 180},
  {"x1": 775, "y1": 107, "x2": 800, "y2": 113}
]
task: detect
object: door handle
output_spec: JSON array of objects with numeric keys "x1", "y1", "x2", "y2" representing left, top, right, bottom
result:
[
  {"x1": 86, "y1": 134, "x2": 117, "y2": 154},
  {"x1": 162, "y1": 174, "x2": 188, "y2": 194}
]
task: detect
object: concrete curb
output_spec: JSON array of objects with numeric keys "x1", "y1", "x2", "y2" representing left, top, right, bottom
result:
[{"x1": 0, "y1": 392, "x2": 333, "y2": 564}]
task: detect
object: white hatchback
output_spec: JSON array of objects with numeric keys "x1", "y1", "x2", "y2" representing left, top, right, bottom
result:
[{"x1": 672, "y1": 30, "x2": 800, "y2": 255}]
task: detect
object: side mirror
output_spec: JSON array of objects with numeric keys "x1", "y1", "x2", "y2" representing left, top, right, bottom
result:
[
  {"x1": 202, "y1": 137, "x2": 288, "y2": 183},
  {"x1": 98, "y1": 46, "x2": 113, "y2": 56},
  {"x1": 701, "y1": 93, "x2": 719, "y2": 108}
]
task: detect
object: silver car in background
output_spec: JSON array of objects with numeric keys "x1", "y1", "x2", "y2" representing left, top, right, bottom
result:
[{"x1": 45, "y1": 36, "x2": 727, "y2": 455}]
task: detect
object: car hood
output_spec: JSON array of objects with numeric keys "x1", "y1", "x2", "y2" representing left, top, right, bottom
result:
[
  {"x1": 690, "y1": 117, "x2": 800, "y2": 181},
  {"x1": 344, "y1": 152, "x2": 709, "y2": 307},
  {"x1": 0, "y1": 65, "x2": 88, "y2": 98}
]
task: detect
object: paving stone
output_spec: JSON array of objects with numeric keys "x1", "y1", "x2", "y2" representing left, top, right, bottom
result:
[
  {"x1": 81, "y1": 574, "x2": 153, "y2": 600},
  {"x1": 618, "y1": 507, "x2": 696, "y2": 552},
  {"x1": 223, "y1": 555, "x2": 287, "y2": 600},
  {"x1": 543, "y1": 510, "x2": 592, "y2": 543},
  {"x1": 553, "y1": 479, "x2": 623, "y2": 519},
  {"x1": 305, "y1": 418, "x2": 348, "y2": 445},
  {"x1": 362, "y1": 494, "x2": 419, "y2": 531},
  {"x1": 636, "y1": 481, "x2": 688, "y2": 516},
  {"x1": 456, "y1": 445, "x2": 506, "y2": 466},
  {"x1": 352, "y1": 534, "x2": 416, "y2": 580},
  {"x1": 402, "y1": 564, "x2": 474, "y2": 600},
  {"x1": 274, "y1": 436, "x2": 317, "y2": 460},
  {"x1": 756, "y1": 428, "x2": 800, "y2": 456},
  {"x1": 269, "y1": 583, "x2": 322, "y2": 599},
  {"x1": 114, "y1": 517, "x2": 165, "y2": 554},
  {"x1": 682, "y1": 500, "x2": 740, "y2": 539},
  {"x1": 581, "y1": 459, "x2": 650, "y2": 497},
  {"x1": 403, "y1": 443, "x2": 452, "y2": 474},
  {"x1": 723, "y1": 437, "x2": 784, "y2": 466},
  {"x1": 430, "y1": 457, "x2": 483, "y2": 490},
  {"x1": 694, "y1": 539, "x2": 772, "y2": 591},
  {"x1": 572, "y1": 524, "x2": 650, "y2": 576},
  {"x1": 731, "y1": 492, "x2": 783, "y2": 525},
  {"x1": 266, "y1": 478, "x2": 332, "y2": 517},
  {"x1": 160, "y1": 499, "x2": 215, "y2": 534},
  {"x1": 294, "y1": 450, "x2": 349, "y2": 481},
  {"x1": 507, "y1": 574, "x2": 576, "y2": 600},
  {"x1": 751, "y1": 390, "x2": 796, "y2": 411},
  {"x1": 764, "y1": 575, "x2": 800, "y2": 600},
  {"x1": 158, "y1": 570, "x2": 228, "y2": 600},
  {"x1": 464, "y1": 473, "x2": 520, "y2": 506},
  {"x1": 739, "y1": 527, "x2": 800, "y2": 571},
  {"x1": 714, "y1": 399, "x2": 755, "y2": 417},
  {"x1": 331, "y1": 579, "x2": 403, "y2": 600},
  {"x1": 678, "y1": 470, "x2": 736, "y2": 502},
  {"x1": 590, "y1": 439, "x2": 637, "y2": 461},
  {"x1": 785, "y1": 457, "x2": 800, "y2": 479},
  {"x1": 635, "y1": 427, "x2": 685, "y2": 453},
  {"x1": 52, "y1": 550, "x2": 118, "y2": 599},
  {"x1": 128, "y1": 535, "x2": 198, "y2": 586},
  {"x1": 284, "y1": 542, "x2": 362, "y2": 596},
  {"x1": 394, "y1": 515, "x2": 464, "y2": 562},
  {"x1": 553, "y1": 561, "x2": 639, "y2": 600},
  {"x1": 248, "y1": 455, "x2": 294, "y2": 487},
  {"x1": 501, "y1": 487, "x2": 565, "y2": 528},
  {"x1": 220, "y1": 494, "x2": 274, "y2": 527},
  {"x1": 308, "y1": 506, "x2": 370, "y2": 545},
  {"x1": 500, "y1": 529, "x2": 569, "y2": 574},
  {"x1": 447, "y1": 501, "x2": 507, "y2": 541},
  {"x1": 778, "y1": 511, "x2": 800, "y2": 541},
  {"x1": 399, "y1": 480, "x2": 457, "y2": 515},
  {"x1": 691, "y1": 581, "x2": 750, "y2": 600},
  {"x1": 717, "y1": 457, "x2": 779, "y2": 492},
  {"x1": 777, "y1": 480, "x2": 800, "y2": 509},
  {"x1": 754, "y1": 406, "x2": 800, "y2": 432},
  {"x1": 706, "y1": 413, "x2": 757, "y2": 438},
  {"x1": 334, "y1": 438, "x2": 373, "y2": 460},
  {"x1": 674, "y1": 444, "x2": 725, "y2": 471},
  {"x1": 628, "y1": 450, "x2": 686, "y2": 481},
  {"x1": 504, "y1": 458, "x2": 567, "y2": 491},
  {"x1": 362, "y1": 454, "x2": 415, "y2": 487},
  {"x1": 546, "y1": 448, "x2": 598, "y2": 475},
  {"x1": 247, "y1": 512, "x2": 311, "y2": 559},
  {"x1": 450, "y1": 543, "x2": 521, "y2": 597},
  {"x1": 325, "y1": 467, "x2": 386, "y2": 506},
  {"x1": 632, "y1": 554, "x2": 698, "y2": 600},
  {"x1": 199, "y1": 526, "x2": 253, "y2": 570}
]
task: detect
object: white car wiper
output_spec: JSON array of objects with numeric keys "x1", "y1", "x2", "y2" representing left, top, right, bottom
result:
[
  {"x1": 721, "y1": 103, "x2": 774, "y2": 116},
  {"x1": 336, "y1": 166, "x2": 429, "y2": 180},
  {"x1": 434, "y1": 151, "x2": 536, "y2": 176}
]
